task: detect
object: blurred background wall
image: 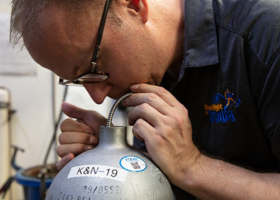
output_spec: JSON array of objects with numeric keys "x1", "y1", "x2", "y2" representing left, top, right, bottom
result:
[{"x1": 0, "y1": 1, "x2": 131, "y2": 199}]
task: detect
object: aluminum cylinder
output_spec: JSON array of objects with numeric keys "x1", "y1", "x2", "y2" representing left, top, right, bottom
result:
[{"x1": 46, "y1": 126, "x2": 174, "y2": 200}]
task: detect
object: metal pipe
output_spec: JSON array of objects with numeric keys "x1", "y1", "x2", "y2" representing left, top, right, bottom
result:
[{"x1": 106, "y1": 93, "x2": 133, "y2": 127}]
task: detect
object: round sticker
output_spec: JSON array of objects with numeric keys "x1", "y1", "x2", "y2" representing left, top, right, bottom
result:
[{"x1": 119, "y1": 155, "x2": 147, "y2": 172}]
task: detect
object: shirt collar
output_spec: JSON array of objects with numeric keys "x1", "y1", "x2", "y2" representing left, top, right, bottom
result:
[{"x1": 178, "y1": 0, "x2": 219, "y2": 81}]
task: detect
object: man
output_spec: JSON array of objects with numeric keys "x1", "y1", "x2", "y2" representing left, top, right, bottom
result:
[{"x1": 10, "y1": 0, "x2": 280, "y2": 199}]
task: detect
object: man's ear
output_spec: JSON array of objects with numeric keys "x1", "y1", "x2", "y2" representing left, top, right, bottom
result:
[{"x1": 126, "y1": 0, "x2": 149, "y2": 23}]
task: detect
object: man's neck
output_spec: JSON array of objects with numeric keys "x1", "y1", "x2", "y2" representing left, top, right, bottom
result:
[{"x1": 166, "y1": 0, "x2": 185, "y2": 82}]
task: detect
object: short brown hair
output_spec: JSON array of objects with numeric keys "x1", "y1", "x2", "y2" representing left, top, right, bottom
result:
[{"x1": 10, "y1": 0, "x2": 116, "y2": 46}]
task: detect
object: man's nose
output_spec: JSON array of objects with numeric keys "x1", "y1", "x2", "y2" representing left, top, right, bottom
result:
[{"x1": 83, "y1": 82, "x2": 112, "y2": 104}]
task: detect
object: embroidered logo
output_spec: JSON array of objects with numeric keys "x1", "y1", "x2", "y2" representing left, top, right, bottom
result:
[{"x1": 204, "y1": 89, "x2": 241, "y2": 123}]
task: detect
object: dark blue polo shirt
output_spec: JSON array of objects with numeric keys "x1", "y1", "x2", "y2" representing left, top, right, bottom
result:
[{"x1": 135, "y1": 0, "x2": 280, "y2": 199}]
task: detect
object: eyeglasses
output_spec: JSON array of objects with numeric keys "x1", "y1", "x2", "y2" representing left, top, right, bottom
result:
[{"x1": 59, "y1": 0, "x2": 111, "y2": 86}]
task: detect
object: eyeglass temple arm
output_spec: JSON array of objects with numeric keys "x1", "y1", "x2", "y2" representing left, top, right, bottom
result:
[{"x1": 91, "y1": 0, "x2": 111, "y2": 63}]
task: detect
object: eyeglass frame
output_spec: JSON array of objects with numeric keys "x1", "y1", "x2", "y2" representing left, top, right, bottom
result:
[{"x1": 59, "y1": 0, "x2": 111, "y2": 86}]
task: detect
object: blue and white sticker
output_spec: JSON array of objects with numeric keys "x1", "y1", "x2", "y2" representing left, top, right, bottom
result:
[{"x1": 119, "y1": 155, "x2": 147, "y2": 172}]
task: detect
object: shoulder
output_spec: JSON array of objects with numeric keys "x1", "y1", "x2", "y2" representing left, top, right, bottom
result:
[
  {"x1": 214, "y1": 0, "x2": 280, "y2": 68},
  {"x1": 214, "y1": 0, "x2": 280, "y2": 27}
]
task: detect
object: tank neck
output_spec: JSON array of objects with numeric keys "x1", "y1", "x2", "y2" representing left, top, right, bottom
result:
[{"x1": 98, "y1": 126, "x2": 127, "y2": 148}]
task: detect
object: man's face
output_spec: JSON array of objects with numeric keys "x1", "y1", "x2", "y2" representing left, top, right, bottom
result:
[{"x1": 24, "y1": 2, "x2": 168, "y2": 104}]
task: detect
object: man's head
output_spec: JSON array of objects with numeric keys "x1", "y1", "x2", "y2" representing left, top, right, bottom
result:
[{"x1": 10, "y1": 0, "x2": 185, "y2": 104}]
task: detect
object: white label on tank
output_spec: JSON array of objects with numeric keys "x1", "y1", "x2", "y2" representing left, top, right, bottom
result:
[
  {"x1": 119, "y1": 155, "x2": 147, "y2": 172},
  {"x1": 67, "y1": 165, "x2": 128, "y2": 182}
]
